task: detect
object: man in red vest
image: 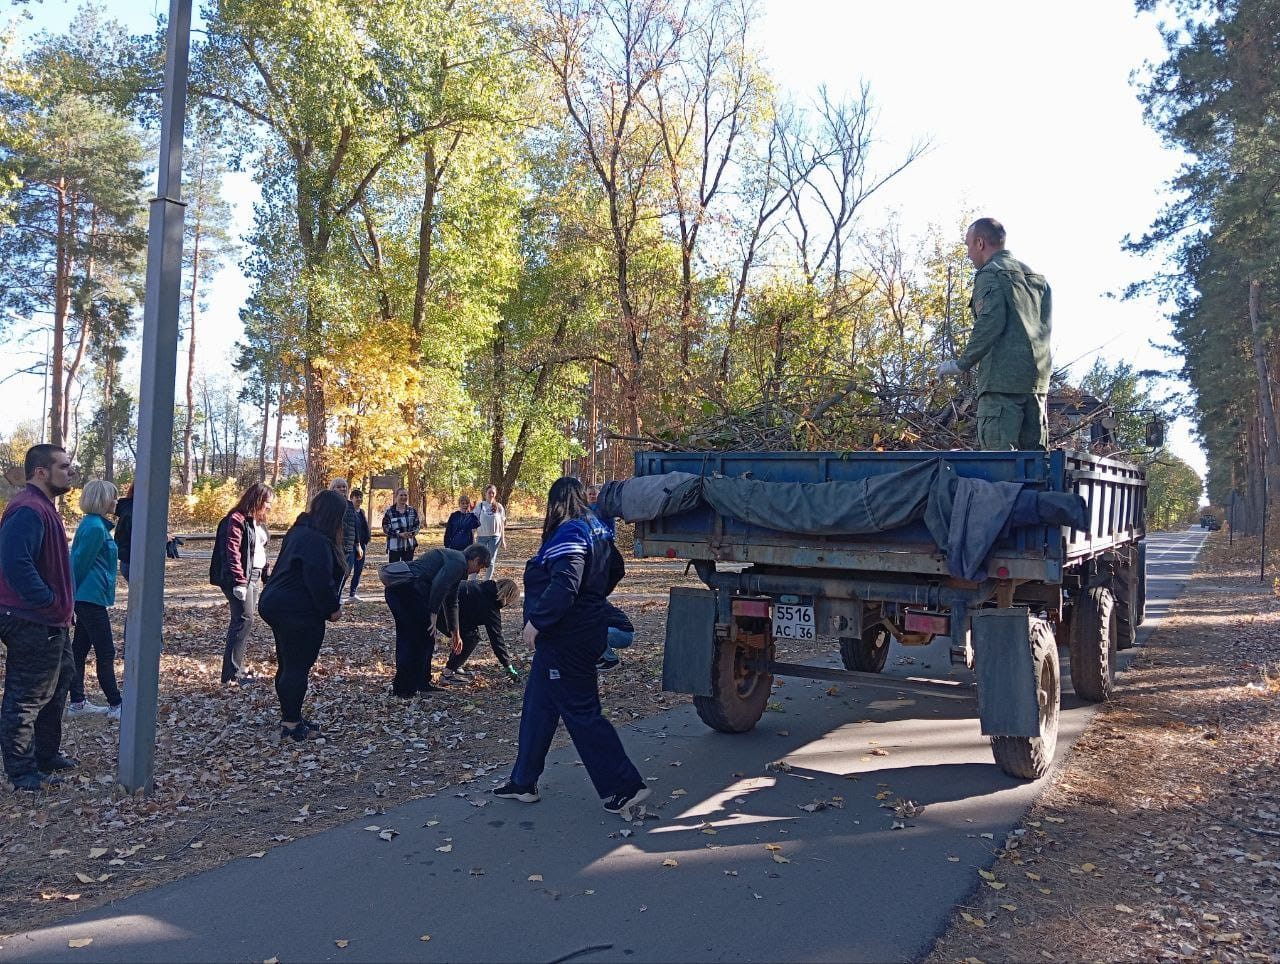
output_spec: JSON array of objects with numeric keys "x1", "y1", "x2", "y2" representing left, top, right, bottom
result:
[{"x1": 0, "y1": 445, "x2": 79, "y2": 791}]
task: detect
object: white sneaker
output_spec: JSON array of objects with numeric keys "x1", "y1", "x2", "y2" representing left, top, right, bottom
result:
[
  {"x1": 107, "y1": 704, "x2": 121, "y2": 721},
  {"x1": 67, "y1": 701, "x2": 108, "y2": 717},
  {"x1": 348, "y1": 593, "x2": 364, "y2": 603}
]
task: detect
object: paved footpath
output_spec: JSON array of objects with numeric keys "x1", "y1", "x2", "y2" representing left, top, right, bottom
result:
[{"x1": 0, "y1": 530, "x2": 1204, "y2": 963}]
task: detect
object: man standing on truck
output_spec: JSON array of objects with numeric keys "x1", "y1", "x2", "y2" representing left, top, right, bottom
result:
[{"x1": 937, "y1": 218, "x2": 1052, "y2": 450}]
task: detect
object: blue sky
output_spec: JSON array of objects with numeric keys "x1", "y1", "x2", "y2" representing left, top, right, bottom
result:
[{"x1": 4, "y1": 0, "x2": 1202, "y2": 476}]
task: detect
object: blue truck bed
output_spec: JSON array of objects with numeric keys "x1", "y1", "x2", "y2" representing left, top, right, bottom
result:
[{"x1": 633, "y1": 448, "x2": 1146, "y2": 584}]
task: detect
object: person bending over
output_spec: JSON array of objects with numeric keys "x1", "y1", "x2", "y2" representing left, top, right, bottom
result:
[
  {"x1": 438, "y1": 578, "x2": 521, "y2": 683},
  {"x1": 384, "y1": 544, "x2": 489, "y2": 697}
]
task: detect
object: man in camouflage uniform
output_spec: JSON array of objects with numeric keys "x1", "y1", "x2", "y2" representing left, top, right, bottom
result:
[{"x1": 937, "y1": 218, "x2": 1052, "y2": 450}]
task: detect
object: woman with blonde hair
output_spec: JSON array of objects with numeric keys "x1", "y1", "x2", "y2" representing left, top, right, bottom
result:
[{"x1": 67, "y1": 480, "x2": 123, "y2": 719}]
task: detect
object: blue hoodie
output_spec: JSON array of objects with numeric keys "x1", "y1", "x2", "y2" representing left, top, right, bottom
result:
[{"x1": 70, "y1": 513, "x2": 118, "y2": 607}]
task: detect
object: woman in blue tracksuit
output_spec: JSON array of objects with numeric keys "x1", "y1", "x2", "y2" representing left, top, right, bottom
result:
[{"x1": 492, "y1": 477, "x2": 650, "y2": 817}]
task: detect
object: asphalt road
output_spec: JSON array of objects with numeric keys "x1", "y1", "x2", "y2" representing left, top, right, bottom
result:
[{"x1": 0, "y1": 529, "x2": 1206, "y2": 964}]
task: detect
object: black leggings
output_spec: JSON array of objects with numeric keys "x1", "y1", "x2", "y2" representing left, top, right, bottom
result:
[
  {"x1": 71, "y1": 602, "x2": 121, "y2": 706},
  {"x1": 267, "y1": 618, "x2": 326, "y2": 723}
]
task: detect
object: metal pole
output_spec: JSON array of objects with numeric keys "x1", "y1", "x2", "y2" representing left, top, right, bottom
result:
[{"x1": 118, "y1": 0, "x2": 191, "y2": 793}]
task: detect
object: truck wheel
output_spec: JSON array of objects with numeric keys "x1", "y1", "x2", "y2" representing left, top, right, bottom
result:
[
  {"x1": 991, "y1": 618, "x2": 1060, "y2": 780},
  {"x1": 1113, "y1": 562, "x2": 1138, "y2": 651},
  {"x1": 1069, "y1": 586, "x2": 1116, "y2": 702},
  {"x1": 693, "y1": 638, "x2": 773, "y2": 733},
  {"x1": 840, "y1": 625, "x2": 891, "y2": 673}
]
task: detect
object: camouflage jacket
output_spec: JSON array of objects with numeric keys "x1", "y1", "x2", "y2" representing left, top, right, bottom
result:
[{"x1": 958, "y1": 249, "x2": 1052, "y2": 395}]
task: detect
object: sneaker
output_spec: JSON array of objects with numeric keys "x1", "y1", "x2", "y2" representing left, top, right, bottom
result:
[
  {"x1": 418, "y1": 682, "x2": 448, "y2": 694},
  {"x1": 451, "y1": 666, "x2": 473, "y2": 678},
  {"x1": 596, "y1": 653, "x2": 621, "y2": 672},
  {"x1": 492, "y1": 780, "x2": 540, "y2": 803},
  {"x1": 602, "y1": 784, "x2": 652, "y2": 819},
  {"x1": 37, "y1": 754, "x2": 79, "y2": 773},
  {"x1": 67, "y1": 700, "x2": 108, "y2": 717},
  {"x1": 503, "y1": 666, "x2": 520, "y2": 683},
  {"x1": 11, "y1": 773, "x2": 49, "y2": 792},
  {"x1": 348, "y1": 593, "x2": 364, "y2": 603},
  {"x1": 107, "y1": 704, "x2": 121, "y2": 721},
  {"x1": 441, "y1": 669, "x2": 471, "y2": 684},
  {"x1": 280, "y1": 721, "x2": 319, "y2": 742}
]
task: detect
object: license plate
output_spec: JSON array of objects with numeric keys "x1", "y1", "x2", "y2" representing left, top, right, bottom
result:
[{"x1": 772, "y1": 603, "x2": 815, "y2": 641}]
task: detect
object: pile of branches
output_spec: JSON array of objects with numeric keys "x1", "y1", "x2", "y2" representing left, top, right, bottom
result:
[{"x1": 617, "y1": 379, "x2": 1124, "y2": 455}]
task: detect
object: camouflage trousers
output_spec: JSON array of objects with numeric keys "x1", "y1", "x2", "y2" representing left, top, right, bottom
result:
[
  {"x1": 976, "y1": 392, "x2": 1048, "y2": 451},
  {"x1": 0, "y1": 615, "x2": 73, "y2": 780}
]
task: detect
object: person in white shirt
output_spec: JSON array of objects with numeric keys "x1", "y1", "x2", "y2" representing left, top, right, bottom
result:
[{"x1": 474, "y1": 484, "x2": 506, "y2": 580}]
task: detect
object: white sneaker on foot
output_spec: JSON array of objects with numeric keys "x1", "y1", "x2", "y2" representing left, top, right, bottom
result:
[
  {"x1": 66, "y1": 700, "x2": 109, "y2": 717},
  {"x1": 107, "y1": 704, "x2": 121, "y2": 720}
]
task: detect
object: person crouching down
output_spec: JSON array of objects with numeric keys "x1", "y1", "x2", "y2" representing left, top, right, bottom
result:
[
  {"x1": 257, "y1": 490, "x2": 348, "y2": 742},
  {"x1": 385, "y1": 544, "x2": 489, "y2": 697},
  {"x1": 438, "y1": 578, "x2": 522, "y2": 684},
  {"x1": 493, "y1": 477, "x2": 650, "y2": 818}
]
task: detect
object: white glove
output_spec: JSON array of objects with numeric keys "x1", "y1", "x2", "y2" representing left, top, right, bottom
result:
[
  {"x1": 232, "y1": 585, "x2": 248, "y2": 601},
  {"x1": 937, "y1": 360, "x2": 962, "y2": 378}
]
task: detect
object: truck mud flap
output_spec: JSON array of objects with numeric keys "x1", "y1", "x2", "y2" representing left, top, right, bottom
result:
[
  {"x1": 662, "y1": 587, "x2": 717, "y2": 697},
  {"x1": 972, "y1": 607, "x2": 1041, "y2": 738}
]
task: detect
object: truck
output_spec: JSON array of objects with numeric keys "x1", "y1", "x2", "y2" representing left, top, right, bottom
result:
[{"x1": 631, "y1": 448, "x2": 1147, "y2": 780}]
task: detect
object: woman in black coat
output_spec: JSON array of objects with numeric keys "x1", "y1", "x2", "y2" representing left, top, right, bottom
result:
[{"x1": 258, "y1": 490, "x2": 348, "y2": 741}]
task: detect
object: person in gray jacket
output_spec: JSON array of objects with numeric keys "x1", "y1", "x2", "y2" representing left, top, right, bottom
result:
[{"x1": 385, "y1": 544, "x2": 489, "y2": 697}]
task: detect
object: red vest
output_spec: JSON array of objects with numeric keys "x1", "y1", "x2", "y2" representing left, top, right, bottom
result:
[{"x1": 0, "y1": 484, "x2": 74, "y2": 626}]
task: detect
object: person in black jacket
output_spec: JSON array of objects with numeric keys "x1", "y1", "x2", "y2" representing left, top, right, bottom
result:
[
  {"x1": 492, "y1": 477, "x2": 649, "y2": 818},
  {"x1": 443, "y1": 494, "x2": 480, "y2": 551},
  {"x1": 345, "y1": 488, "x2": 372, "y2": 604},
  {"x1": 113, "y1": 485, "x2": 134, "y2": 582},
  {"x1": 385, "y1": 544, "x2": 489, "y2": 697},
  {"x1": 438, "y1": 578, "x2": 521, "y2": 683},
  {"x1": 209, "y1": 483, "x2": 273, "y2": 685},
  {"x1": 258, "y1": 490, "x2": 348, "y2": 741}
]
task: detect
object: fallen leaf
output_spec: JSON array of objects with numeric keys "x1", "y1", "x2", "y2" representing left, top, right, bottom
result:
[
  {"x1": 661, "y1": 858, "x2": 678, "y2": 868},
  {"x1": 1203, "y1": 913, "x2": 1221, "y2": 922},
  {"x1": 947, "y1": 856, "x2": 960, "y2": 863},
  {"x1": 335, "y1": 939, "x2": 349, "y2": 948},
  {"x1": 670, "y1": 788, "x2": 687, "y2": 797},
  {"x1": 469, "y1": 867, "x2": 485, "y2": 876},
  {"x1": 985, "y1": 881, "x2": 1006, "y2": 890},
  {"x1": 978, "y1": 869, "x2": 996, "y2": 881},
  {"x1": 1213, "y1": 933, "x2": 1244, "y2": 944},
  {"x1": 724, "y1": 870, "x2": 738, "y2": 876},
  {"x1": 700, "y1": 827, "x2": 718, "y2": 835},
  {"x1": 826, "y1": 686, "x2": 839, "y2": 696},
  {"x1": 1025, "y1": 872, "x2": 1041, "y2": 881},
  {"x1": 420, "y1": 935, "x2": 431, "y2": 942},
  {"x1": 875, "y1": 791, "x2": 892, "y2": 801},
  {"x1": 979, "y1": 832, "x2": 994, "y2": 840},
  {"x1": 528, "y1": 874, "x2": 543, "y2": 882},
  {"x1": 363, "y1": 826, "x2": 381, "y2": 832},
  {"x1": 765, "y1": 844, "x2": 782, "y2": 852},
  {"x1": 68, "y1": 938, "x2": 93, "y2": 948},
  {"x1": 1043, "y1": 816, "x2": 1064, "y2": 824},
  {"x1": 378, "y1": 829, "x2": 398, "y2": 842},
  {"x1": 772, "y1": 853, "x2": 790, "y2": 864},
  {"x1": 1000, "y1": 904, "x2": 1018, "y2": 912},
  {"x1": 247, "y1": 852, "x2": 266, "y2": 859},
  {"x1": 425, "y1": 820, "x2": 439, "y2": 827},
  {"x1": 1080, "y1": 862, "x2": 1096, "y2": 873},
  {"x1": 74, "y1": 873, "x2": 95, "y2": 885},
  {"x1": 869, "y1": 748, "x2": 889, "y2": 757},
  {"x1": 189, "y1": 842, "x2": 204, "y2": 850},
  {"x1": 435, "y1": 844, "x2": 453, "y2": 853},
  {"x1": 47, "y1": 848, "x2": 71, "y2": 857},
  {"x1": 88, "y1": 848, "x2": 108, "y2": 859},
  {"x1": 960, "y1": 912, "x2": 985, "y2": 928}
]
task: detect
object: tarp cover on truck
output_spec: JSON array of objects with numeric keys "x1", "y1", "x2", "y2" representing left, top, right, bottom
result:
[{"x1": 597, "y1": 459, "x2": 1088, "y2": 581}]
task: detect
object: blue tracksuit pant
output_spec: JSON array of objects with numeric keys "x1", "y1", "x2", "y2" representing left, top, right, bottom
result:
[{"x1": 511, "y1": 647, "x2": 641, "y2": 798}]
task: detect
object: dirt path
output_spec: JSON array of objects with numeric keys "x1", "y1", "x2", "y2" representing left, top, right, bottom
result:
[{"x1": 928, "y1": 533, "x2": 1280, "y2": 963}]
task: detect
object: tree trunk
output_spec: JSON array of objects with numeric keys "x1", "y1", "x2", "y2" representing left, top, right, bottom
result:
[
  {"x1": 49, "y1": 181, "x2": 71, "y2": 448},
  {"x1": 303, "y1": 349, "x2": 328, "y2": 498},
  {"x1": 258, "y1": 379, "x2": 270, "y2": 483},
  {"x1": 1250, "y1": 278, "x2": 1279, "y2": 472},
  {"x1": 103, "y1": 353, "x2": 115, "y2": 482},
  {"x1": 271, "y1": 375, "x2": 284, "y2": 485},
  {"x1": 183, "y1": 224, "x2": 202, "y2": 495},
  {"x1": 488, "y1": 323, "x2": 507, "y2": 488}
]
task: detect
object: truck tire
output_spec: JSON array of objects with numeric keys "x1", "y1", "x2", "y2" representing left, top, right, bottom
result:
[
  {"x1": 839, "y1": 625, "x2": 891, "y2": 673},
  {"x1": 990, "y1": 618, "x2": 1060, "y2": 780},
  {"x1": 1113, "y1": 562, "x2": 1138, "y2": 651},
  {"x1": 1069, "y1": 585, "x2": 1116, "y2": 702},
  {"x1": 693, "y1": 638, "x2": 773, "y2": 733}
]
